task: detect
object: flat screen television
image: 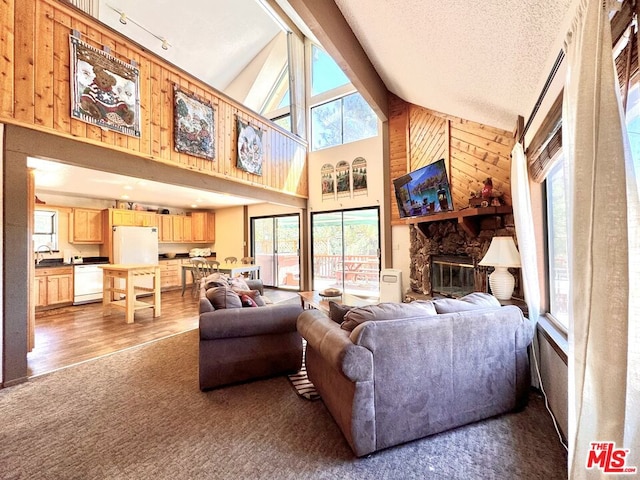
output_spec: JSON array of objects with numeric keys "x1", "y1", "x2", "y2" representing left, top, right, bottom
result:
[{"x1": 393, "y1": 158, "x2": 453, "y2": 219}]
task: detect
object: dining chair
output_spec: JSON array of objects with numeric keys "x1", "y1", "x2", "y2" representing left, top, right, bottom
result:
[
  {"x1": 224, "y1": 256, "x2": 238, "y2": 264},
  {"x1": 240, "y1": 256, "x2": 254, "y2": 264},
  {"x1": 191, "y1": 258, "x2": 216, "y2": 297}
]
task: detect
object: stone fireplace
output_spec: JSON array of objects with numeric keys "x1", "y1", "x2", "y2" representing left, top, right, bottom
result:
[
  {"x1": 430, "y1": 255, "x2": 474, "y2": 298},
  {"x1": 408, "y1": 211, "x2": 522, "y2": 298}
]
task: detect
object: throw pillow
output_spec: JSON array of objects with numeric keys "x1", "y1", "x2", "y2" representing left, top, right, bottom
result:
[
  {"x1": 233, "y1": 289, "x2": 266, "y2": 307},
  {"x1": 203, "y1": 272, "x2": 230, "y2": 289},
  {"x1": 432, "y1": 292, "x2": 501, "y2": 314},
  {"x1": 240, "y1": 294, "x2": 258, "y2": 307},
  {"x1": 229, "y1": 276, "x2": 250, "y2": 291},
  {"x1": 341, "y1": 300, "x2": 437, "y2": 331},
  {"x1": 205, "y1": 286, "x2": 243, "y2": 310},
  {"x1": 328, "y1": 301, "x2": 354, "y2": 324}
]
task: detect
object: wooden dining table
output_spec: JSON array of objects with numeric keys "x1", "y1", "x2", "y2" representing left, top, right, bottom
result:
[{"x1": 181, "y1": 262, "x2": 261, "y2": 296}]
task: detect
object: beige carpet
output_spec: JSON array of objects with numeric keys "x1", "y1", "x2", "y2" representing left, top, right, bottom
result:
[{"x1": 0, "y1": 330, "x2": 567, "y2": 479}]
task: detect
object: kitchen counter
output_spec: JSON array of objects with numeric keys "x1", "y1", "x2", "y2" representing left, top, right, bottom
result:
[{"x1": 35, "y1": 256, "x2": 109, "y2": 268}]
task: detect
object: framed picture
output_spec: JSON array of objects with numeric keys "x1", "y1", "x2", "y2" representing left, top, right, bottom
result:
[
  {"x1": 236, "y1": 117, "x2": 263, "y2": 175},
  {"x1": 69, "y1": 35, "x2": 140, "y2": 137},
  {"x1": 321, "y1": 163, "x2": 335, "y2": 200},
  {"x1": 336, "y1": 160, "x2": 351, "y2": 197},
  {"x1": 174, "y1": 87, "x2": 216, "y2": 160},
  {"x1": 352, "y1": 157, "x2": 368, "y2": 195}
]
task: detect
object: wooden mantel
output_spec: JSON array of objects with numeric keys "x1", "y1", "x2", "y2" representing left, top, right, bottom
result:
[{"x1": 399, "y1": 205, "x2": 513, "y2": 236}]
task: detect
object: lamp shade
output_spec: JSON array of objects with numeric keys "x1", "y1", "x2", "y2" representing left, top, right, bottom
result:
[
  {"x1": 478, "y1": 236, "x2": 521, "y2": 268},
  {"x1": 478, "y1": 236, "x2": 521, "y2": 300}
]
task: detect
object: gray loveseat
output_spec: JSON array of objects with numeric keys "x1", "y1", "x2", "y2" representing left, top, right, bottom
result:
[
  {"x1": 199, "y1": 278, "x2": 303, "y2": 391},
  {"x1": 296, "y1": 293, "x2": 534, "y2": 456}
]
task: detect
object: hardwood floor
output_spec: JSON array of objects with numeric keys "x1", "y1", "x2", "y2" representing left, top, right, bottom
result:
[{"x1": 27, "y1": 287, "x2": 300, "y2": 378}]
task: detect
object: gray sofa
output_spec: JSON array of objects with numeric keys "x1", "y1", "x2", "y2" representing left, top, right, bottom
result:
[
  {"x1": 296, "y1": 293, "x2": 535, "y2": 456},
  {"x1": 199, "y1": 278, "x2": 303, "y2": 391}
]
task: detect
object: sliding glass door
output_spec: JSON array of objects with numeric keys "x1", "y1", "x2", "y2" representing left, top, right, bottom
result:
[
  {"x1": 251, "y1": 214, "x2": 300, "y2": 289},
  {"x1": 311, "y1": 207, "x2": 380, "y2": 298}
]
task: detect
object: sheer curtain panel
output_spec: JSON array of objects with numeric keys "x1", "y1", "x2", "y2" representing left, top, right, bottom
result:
[{"x1": 562, "y1": 0, "x2": 640, "y2": 478}]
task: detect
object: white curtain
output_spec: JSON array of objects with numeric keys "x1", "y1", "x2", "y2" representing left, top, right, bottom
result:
[
  {"x1": 511, "y1": 142, "x2": 541, "y2": 390},
  {"x1": 510, "y1": 142, "x2": 541, "y2": 324},
  {"x1": 563, "y1": 0, "x2": 640, "y2": 478}
]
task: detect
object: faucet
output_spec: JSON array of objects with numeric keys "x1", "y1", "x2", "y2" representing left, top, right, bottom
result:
[{"x1": 35, "y1": 244, "x2": 53, "y2": 265}]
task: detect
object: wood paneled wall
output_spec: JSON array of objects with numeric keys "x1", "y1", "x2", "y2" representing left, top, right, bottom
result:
[
  {"x1": 389, "y1": 95, "x2": 514, "y2": 224},
  {"x1": 0, "y1": 0, "x2": 307, "y2": 198}
]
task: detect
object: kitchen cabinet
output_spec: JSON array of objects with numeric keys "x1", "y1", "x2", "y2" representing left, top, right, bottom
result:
[
  {"x1": 108, "y1": 208, "x2": 156, "y2": 227},
  {"x1": 191, "y1": 211, "x2": 216, "y2": 243},
  {"x1": 158, "y1": 215, "x2": 174, "y2": 243},
  {"x1": 159, "y1": 258, "x2": 193, "y2": 290},
  {"x1": 135, "y1": 211, "x2": 156, "y2": 226},
  {"x1": 69, "y1": 207, "x2": 104, "y2": 244},
  {"x1": 171, "y1": 215, "x2": 192, "y2": 243},
  {"x1": 35, "y1": 266, "x2": 74, "y2": 309}
]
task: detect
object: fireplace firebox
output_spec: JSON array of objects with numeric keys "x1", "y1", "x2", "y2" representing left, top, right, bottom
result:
[{"x1": 430, "y1": 255, "x2": 474, "y2": 298}]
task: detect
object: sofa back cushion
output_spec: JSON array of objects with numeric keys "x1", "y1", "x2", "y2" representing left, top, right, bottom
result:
[
  {"x1": 329, "y1": 301, "x2": 355, "y2": 323},
  {"x1": 205, "y1": 286, "x2": 243, "y2": 310},
  {"x1": 432, "y1": 292, "x2": 501, "y2": 314},
  {"x1": 341, "y1": 300, "x2": 437, "y2": 331}
]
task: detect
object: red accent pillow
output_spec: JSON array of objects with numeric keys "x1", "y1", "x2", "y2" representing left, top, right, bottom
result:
[{"x1": 240, "y1": 294, "x2": 258, "y2": 307}]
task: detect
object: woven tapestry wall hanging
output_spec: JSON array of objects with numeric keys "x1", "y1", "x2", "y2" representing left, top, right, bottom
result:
[
  {"x1": 236, "y1": 117, "x2": 263, "y2": 175},
  {"x1": 174, "y1": 87, "x2": 216, "y2": 160},
  {"x1": 69, "y1": 35, "x2": 140, "y2": 137}
]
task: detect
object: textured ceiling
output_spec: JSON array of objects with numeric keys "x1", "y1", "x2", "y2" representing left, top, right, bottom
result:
[{"x1": 334, "y1": 0, "x2": 577, "y2": 130}]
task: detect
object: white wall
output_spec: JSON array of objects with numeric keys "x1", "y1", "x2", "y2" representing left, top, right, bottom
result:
[
  {"x1": 391, "y1": 225, "x2": 411, "y2": 296},
  {"x1": 307, "y1": 134, "x2": 384, "y2": 213}
]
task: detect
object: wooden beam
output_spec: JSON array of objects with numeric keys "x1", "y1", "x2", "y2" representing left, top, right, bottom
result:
[
  {"x1": 5, "y1": 125, "x2": 307, "y2": 209},
  {"x1": 287, "y1": 0, "x2": 389, "y2": 121}
]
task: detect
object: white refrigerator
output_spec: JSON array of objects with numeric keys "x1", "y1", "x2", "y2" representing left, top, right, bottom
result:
[{"x1": 112, "y1": 226, "x2": 159, "y2": 290}]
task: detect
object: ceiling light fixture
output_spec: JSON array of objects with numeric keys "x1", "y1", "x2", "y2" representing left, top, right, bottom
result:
[{"x1": 107, "y1": 5, "x2": 172, "y2": 51}]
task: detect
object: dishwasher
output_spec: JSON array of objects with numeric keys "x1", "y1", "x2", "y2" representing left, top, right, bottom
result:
[{"x1": 73, "y1": 263, "x2": 105, "y2": 305}]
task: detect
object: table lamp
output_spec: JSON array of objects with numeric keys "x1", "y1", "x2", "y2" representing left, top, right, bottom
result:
[{"x1": 478, "y1": 236, "x2": 521, "y2": 300}]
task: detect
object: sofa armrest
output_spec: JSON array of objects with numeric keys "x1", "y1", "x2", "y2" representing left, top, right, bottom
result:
[
  {"x1": 200, "y1": 304, "x2": 302, "y2": 340},
  {"x1": 246, "y1": 279, "x2": 264, "y2": 295},
  {"x1": 297, "y1": 309, "x2": 373, "y2": 382}
]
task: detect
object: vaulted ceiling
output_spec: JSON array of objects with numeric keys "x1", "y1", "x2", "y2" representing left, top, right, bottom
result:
[
  {"x1": 45, "y1": 0, "x2": 580, "y2": 207},
  {"x1": 98, "y1": 0, "x2": 580, "y2": 131}
]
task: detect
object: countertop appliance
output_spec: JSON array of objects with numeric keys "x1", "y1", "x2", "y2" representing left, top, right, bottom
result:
[{"x1": 112, "y1": 226, "x2": 159, "y2": 291}]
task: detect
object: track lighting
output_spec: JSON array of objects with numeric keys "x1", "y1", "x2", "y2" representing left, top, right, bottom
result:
[{"x1": 107, "y1": 5, "x2": 171, "y2": 51}]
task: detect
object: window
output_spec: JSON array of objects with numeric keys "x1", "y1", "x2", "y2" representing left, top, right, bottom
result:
[
  {"x1": 311, "y1": 207, "x2": 380, "y2": 298},
  {"x1": 311, "y1": 45, "x2": 349, "y2": 96},
  {"x1": 309, "y1": 44, "x2": 378, "y2": 150},
  {"x1": 545, "y1": 161, "x2": 569, "y2": 329},
  {"x1": 33, "y1": 209, "x2": 58, "y2": 251},
  {"x1": 272, "y1": 113, "x2": 291, "y2": 131},
  {"x1": 251, "y1": 214, "x2": 300, "y2": 289},
  {"x1": 311, "y1": 92, "x2": 378, "y2": 151},
  {"x1": 262, "y1": 67, "x2": 291, "y2": 132}
]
